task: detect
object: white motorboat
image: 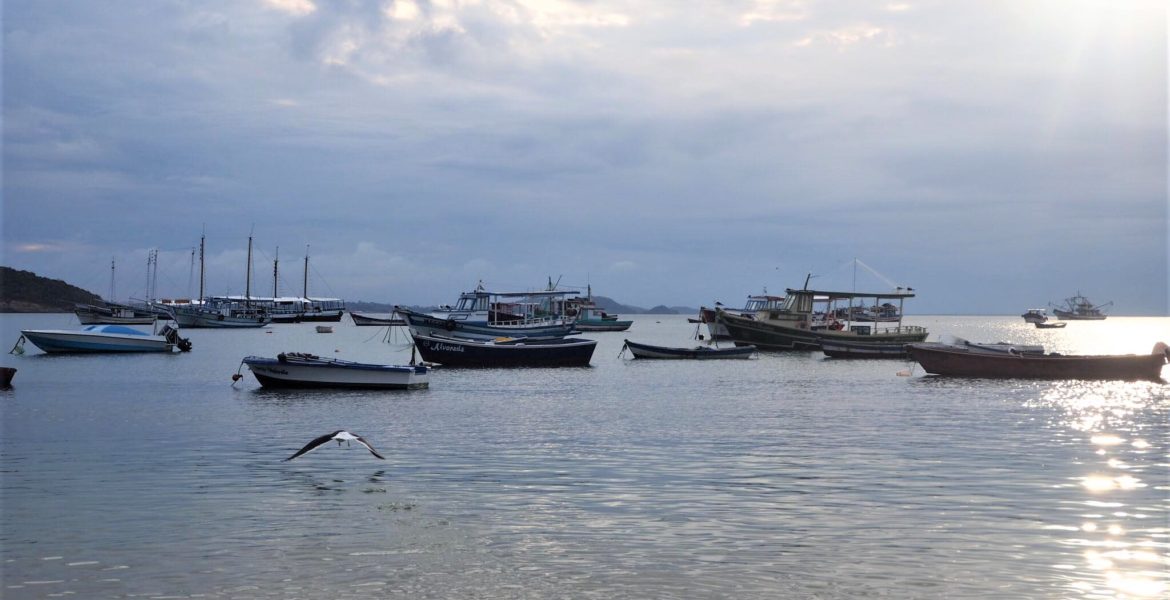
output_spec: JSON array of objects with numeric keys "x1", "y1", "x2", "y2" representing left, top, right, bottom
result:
[
  {"x1": 241, "y1": 353, "x2": 429, "y2": 389},
  {"x1": 19, "y1": 324, "x2": 192, "y2": 354}
]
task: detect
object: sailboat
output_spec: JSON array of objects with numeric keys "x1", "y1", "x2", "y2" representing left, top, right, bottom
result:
[
  {"x1": 74, "y1": 258, "x2": 169, "y2": 325},
  {"x1": 153, "y1": 233, "x2": 272, "y2": 328}
]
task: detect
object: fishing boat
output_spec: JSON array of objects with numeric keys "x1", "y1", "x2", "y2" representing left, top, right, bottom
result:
[
  {"x1": 350, "y1": 312, "x2": 407, "y2": 327},
  {"x1": 562, "y1": 285, "x2": 632, "y2": 332},
  {"x1": 397, "y1": 282, "x2": 577, "y2": 340},
  {"x1": 153, "y1": 233, "x2": 272, "y2": 328},
  {"x1": 906, "y1": 341, "x2": 1168, "y2": 381},
  {"x1": 1050, "y1": 292, "x2": 1111, "y2": 320},
  {"x1": 697, "y1": 294, "x2": 785, "y2": 340},
  {"x1": 18, "y1": 323, "x2": 192, "y2": 354},
  {"x1": 75, "y1": 302, "x2": 160, "y2": 325},
  {"x1": 411, "y1": 332, "x2": 596, "y2": 367},
  {"x1": 716, "y1": 276, "x2": 927, "y2": 351},
  {"x1": 241, "y1": 353, "x2": 429, "y2": 389},
  {"x1": 622, "y1": 339, "x2": 756, "y2": 359},
  {"x1": 820, "y1": 339, "x2": 914, "y2": 359},
  {"x1": 1021, "y1": 309, "x2": 1049, "y2": 324}
]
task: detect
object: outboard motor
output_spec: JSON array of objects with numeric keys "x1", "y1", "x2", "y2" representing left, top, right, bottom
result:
[{"x1": 160, "y1": 324, "x2": 193, "y2": 352}]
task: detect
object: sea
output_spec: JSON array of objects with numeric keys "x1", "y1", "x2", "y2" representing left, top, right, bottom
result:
[{"x1": 1, "y1": 313, "x2": 1167, "y2": 599}]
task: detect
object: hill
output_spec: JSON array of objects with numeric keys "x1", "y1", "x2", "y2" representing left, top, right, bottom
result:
[{"x1": 0, "y1": 266, "x2": 103, "y2": 312}]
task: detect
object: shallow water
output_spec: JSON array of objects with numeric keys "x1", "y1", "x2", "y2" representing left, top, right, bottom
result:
[{"x1": 1, "y1": 313, "x2": 1167, "y2": 598}]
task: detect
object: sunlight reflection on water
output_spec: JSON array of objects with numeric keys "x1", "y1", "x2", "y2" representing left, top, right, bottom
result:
[{"x1": 1031, "y1": 380, "x2": 1169, "y2": 598}]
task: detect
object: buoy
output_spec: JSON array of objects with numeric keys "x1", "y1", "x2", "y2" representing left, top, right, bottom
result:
[{"x1": 232, "y1": 373, "x2": 243, "y2": 382}]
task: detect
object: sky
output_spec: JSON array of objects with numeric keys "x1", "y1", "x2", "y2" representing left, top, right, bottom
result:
[{"x1": 2, "y1": 0, "x2": 1166, "y2": 315}]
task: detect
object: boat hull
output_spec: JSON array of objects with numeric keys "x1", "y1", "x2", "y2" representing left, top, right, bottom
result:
[
  {"x1": 717, "y1": 310, "x2": 928, "y2": 351},
  {"x1": 0, "y1": 367, "x2": 16, "y2": 386},
  {"x1": 399, "y1": 308, "x2": 575, "y2": 341},
  {"x1": 1052, "y1": 310, "x2": 1106, "y2": 321},
  {"x1": 573, "y1": 318, "x2": 632, "y2": 332},
  {"x1": 907, "y1": 343, "x2": 1167, "y2": 381},
  {"x1": 351, "y1": 312, "x2": 407, "y2": 327},
  {"x1": 821, "y1": 340, "x2": 913, "y2": 359},
  {"x1": 412, "y1": 333, "x2": 596, "y2": 367},
  {"x1": 21, "y1": 327, "x2": 175, "y2": 353},
  {"x1": 243, "y1": 355, "x2": 429, "y2": 389},
  {"x1": 623, "y1": 339, "x2": 756, "y2": 359},
  {"x1": 164, "y1": 305, "x2": 272, "y2": 328}
]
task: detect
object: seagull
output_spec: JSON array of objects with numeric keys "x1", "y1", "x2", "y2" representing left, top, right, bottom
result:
[{"x1": 285, "y1": 430, "x2": 386, "y2": 461}]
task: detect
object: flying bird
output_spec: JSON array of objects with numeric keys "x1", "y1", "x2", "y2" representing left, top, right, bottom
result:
[{"x1": 285, "y1": 430, "x2": 386, "y2": 461}]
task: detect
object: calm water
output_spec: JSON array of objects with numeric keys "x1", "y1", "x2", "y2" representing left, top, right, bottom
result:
[{"x1": 1, "y1": 313, "x2": 1167, "y2": 599}]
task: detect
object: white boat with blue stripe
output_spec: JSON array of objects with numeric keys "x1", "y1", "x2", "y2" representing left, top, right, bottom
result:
[
  {"x1": 241, "y1": 353, "x2": 429, "y2": 389},
  {"x1": 19, "y1": 324, "x2": 192, "y2": 354}
]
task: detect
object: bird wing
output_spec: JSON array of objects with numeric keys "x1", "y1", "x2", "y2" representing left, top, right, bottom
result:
[
  {"x1": 353, "y1": 435, "x2": 386, "y2": 460},
  {"x1": 284, "y1": 430, "x2": 344, "y2": 461}
]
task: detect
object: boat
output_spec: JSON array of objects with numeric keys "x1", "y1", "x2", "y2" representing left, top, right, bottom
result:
[
  {"x1": 622, "y1": 339, "x2": 756, "y2": 359},
  {"x1": 411, "y1": 332, "x2": 596, "y2": 367},
  {"x1": 18, "y1": 323, "x2": 192, "y2": 354},
  {"x1": 697, "y1": 294, "x2": 785, "y2": 340},
  {"x1": 1035, "y1": 322, "x2": 1067, "y2": 329},
  {"x1": 0, "y1": 367, "x2": 15, "y2": 386},
  {"x1": 906, "y1": 341, "x2": 1168, "y2": 381},
  {"x1": 241, "y1": 353, "x2": 429, "y2": 389},
  {"x1": 397, "y1": 282, "x2": 577, "y2": 340},
  {"x1": 821, "y1": 339, "x2": 915, "y2": 359},
  {"x1": 153, "y1": 234, "x2": 272, "y2": 328},
  {"x1": 1021, "y1": 309, "x2": 1049, "y2": 324},
  {"x1": 1050, "y1": 292, "x2": 1111, "y2": 320},
  {"x1": 564, "y1": 285, "x2": 632, "y2": 332},
  {"x1": 75, "y1": 301, "x2": 161, "y2": 325},
  {"x1": 350, "y1": 312, "x2": 407, "y2": 327},
  {"x1": 315, "y1": 325, "x2": 333, "y2": 333},
  {"x1": 716, "y1": 276, "x2": 927, "y2": 351}
]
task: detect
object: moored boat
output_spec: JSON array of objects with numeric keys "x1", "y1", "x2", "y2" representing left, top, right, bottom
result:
[
  {"x1": 906, "y1": 341, "x2": 1168, "y2": 381},
  {"x1": 698, "y1": 294, "x2": 785, "y2": 340},
  {"x1": 622, "y1": 339, "x2": 756, "y2": 359},
  {"x1": 18, "y1": 323, "x2": 192, "y2": 354},
  {"x1": 563, "y1": 285, "x2": 632, "y2": 332},
  {"x1": 242, "y1": 353, "x2": 429, "y2": 389},
  {"x1": 1050, "y1": 292, "x2": 1110, "y2": 320},
  {"x1": 820, "y1": 339, "x2": 913, "y2": 359},
  {"x1": 75, "y1": 301, "x2": 164, "y2": 325},
  {"x1": 1021, "y1": 309, "x2": 1049, "y2": 324},
  {"x1": 411, "y1": 332, "x2": 596, "y2": 367},
  {"x1": 1035, "y1": 322, "x2": 1067, "y2": 329},
  {"x1": 351, "y1": 312, "x2": 406, "y2": 327},
  {"x1": 397, "y1": 282, "x2": 577, "y2": 340},
  {"x1": 716, "y1": 281, "x2": 927, "y2": 351}
]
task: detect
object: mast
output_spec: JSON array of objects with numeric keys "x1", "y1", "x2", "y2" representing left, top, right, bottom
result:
[
  {"x1": 303, "y1": 245, "x2": 310, "y2": 299},
  {"x1": 109, "y1": 257, "x2": 116, "y2": 302},
  {"x1": 198, "y1": 233, "x2": 206, "y2": 302},
  {"x1": 245, "y1": 234, "x2": 254, "y2": 305},
  {"x1": 273, "y1": 246, "x2": 279, "y2": 299}
]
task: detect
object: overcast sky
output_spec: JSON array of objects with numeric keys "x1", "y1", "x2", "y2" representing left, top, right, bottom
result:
[{"x1": 3, "y1": 0, "x2": 1166, "y2": 314}]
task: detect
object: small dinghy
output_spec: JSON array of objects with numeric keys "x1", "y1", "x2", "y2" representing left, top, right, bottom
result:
[
  {"x1": 622, "y1": 339, "x2": 756, "y2": 360},
  {"x1": 241, "y1": 353, "x2": 429, "y2": 389}
]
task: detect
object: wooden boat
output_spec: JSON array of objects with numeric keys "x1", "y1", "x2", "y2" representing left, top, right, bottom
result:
[
  {"x1": 242, "y1": 353, "x2": 428, "y2": 389},
  {"x1": 821, "y1": 339, "x2": 913, "y2": 359},
  {"x1": 1050, "y1": 292, "x2": 1110, "y2": 320},
  {"x1": 75, "y1": 302, "x2": 163, "y2": 325},
  {"x1": 18, "y1": 324, "x2": 192, "y2": 354},
  {"x1": 698, "y1": 294, "x2": 785, "y2": 340},
  {"x1": 622, "y1": 339, "x2": 756, "y2": 359},
  {"x1": 1021, "y1": 309, "x2": 1049, "y2": 324},
  {"x1": 411, "y1": 332, "x2": 596, "y2": 367},
  {"x1": 350, "y1": 312, "x2": 407, "y2": 327},
  {"x1": 0, "y1": 367, "x2": 15, "y2": 386},
  {"x1": 397, "y1": 282, "x2": 578, "y2": 340},
  {"x1": 1035, "y1": 322, "x2": 1067, "y2": 329},
  {"x1": 906, "y1": 341, "x2": 1168, "y2": 381},
  {"x1": 152, "y1": 234, "x2": 272, "y2": 328},
  {"x1": 716, "y1": 278, "x2": 927, "y2": 351}
]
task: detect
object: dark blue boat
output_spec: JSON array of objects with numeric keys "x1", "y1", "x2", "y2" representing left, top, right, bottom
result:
[{"x1": 411, "y1": 333, "x2": 596, "y2": 367}]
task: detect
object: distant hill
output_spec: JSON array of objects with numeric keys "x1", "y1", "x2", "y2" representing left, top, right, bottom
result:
[
  {"x1": 591, "y1": 296, "x2": 697, "y2": 315},
  {"x1": 0, "y1": 266, "x2": 103, "y2": 312}
]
